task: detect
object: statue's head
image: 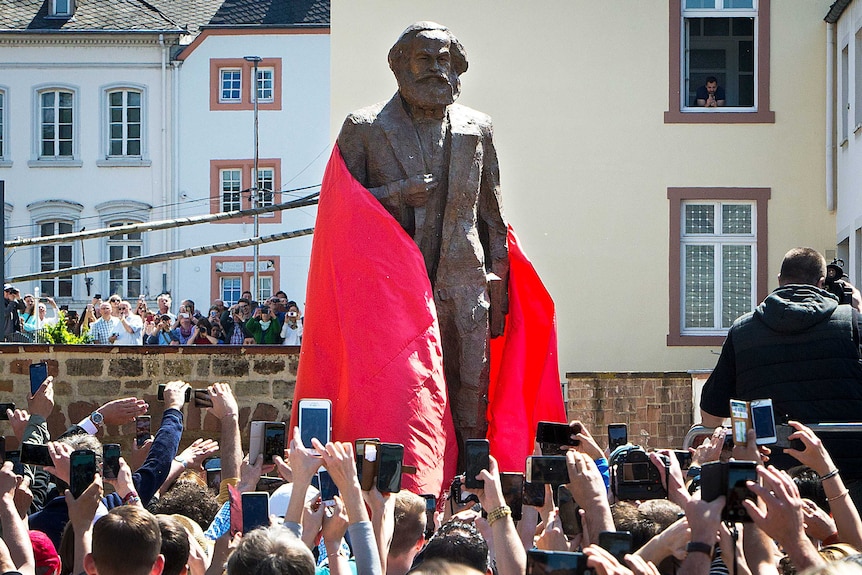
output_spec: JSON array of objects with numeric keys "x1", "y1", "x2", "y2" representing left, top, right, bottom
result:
[{"x1": 388, "y1": 22, "x2": 467, "y2": 110}]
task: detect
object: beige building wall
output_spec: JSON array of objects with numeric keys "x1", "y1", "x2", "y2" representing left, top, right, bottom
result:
[{"x1": 331, "y1": 1, "x2": 835, "y2": 373}]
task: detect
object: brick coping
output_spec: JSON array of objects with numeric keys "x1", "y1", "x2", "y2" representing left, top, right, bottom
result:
[{"x1": 0, "y1": 344, "x2": 298, "y2": 355}]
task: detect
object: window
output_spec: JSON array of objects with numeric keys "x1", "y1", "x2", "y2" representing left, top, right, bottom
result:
[
  {"x1": 221, "y1": 169, "x2": 242, "y2": 212},
  {"x1": 253, "y1": 68, "x2": 274, "y2": 103},
  {"x1": 667, "y1": 187, "x2": 770, "y2": 345},
  {"x1": 666, "y1": 0, "x2": 773, "y2": 123},
  {"x1": 210, "y1": 159, "x2": 281, "y2": 222},
  {"x1": 0, "y1": 89, "x2": 5, "y2": 160},
  {"x1": 258, "y1": 167, "x2": 275, "y2": 217},
  {"x1": 209, "y1": 58, "x2": 282, "y2": 111},
  {"x1": 108, "y1": 90, "x2": 142, "y2": 157},
  {"x1": 40, "y1": 89, "x2": 74, "y2": 158},
  {"x1": 108, "y1": 222, "x2": 142, "y2": 298},
  {"x1": 39, "y1": 221, "x2": 73, "y2": 298},
  {"x1": 220, "y1": 69, "x2": 242, "y2": 103},
  {"x1": 212, "y1": 256, "x2": 279, "y2": 305},
  {"x1": 50, "y1": 0, "x2": 73, "y2": 16},
  {"x1": 221, "y1": 277, "x2": 242, "y2": 306}
]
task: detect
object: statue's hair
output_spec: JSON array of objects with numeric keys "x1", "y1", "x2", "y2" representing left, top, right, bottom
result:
[{"x1": 388, "y1": 21, "x2": 468, "y2": 76}]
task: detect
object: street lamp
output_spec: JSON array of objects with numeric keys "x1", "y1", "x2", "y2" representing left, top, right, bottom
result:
[{"x1": 244, "y1": 55, "x2": 262, "y2": 303}]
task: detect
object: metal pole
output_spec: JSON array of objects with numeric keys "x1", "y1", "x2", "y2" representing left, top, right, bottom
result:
[{"x1": 244, "y1": 55, "x2": 262, "y2": 302}]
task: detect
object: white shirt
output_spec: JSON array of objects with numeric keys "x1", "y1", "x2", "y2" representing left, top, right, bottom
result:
[{"x1": 114, "y1": 313, "x2": 144, "y2": 345}]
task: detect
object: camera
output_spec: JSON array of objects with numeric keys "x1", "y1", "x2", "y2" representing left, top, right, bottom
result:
[
  {"x1": 610, "y1": 445, "x2": 668, "y2": 501},
  {"x1": 825, "y1": 258, "x2": 854, "y2": 305}
]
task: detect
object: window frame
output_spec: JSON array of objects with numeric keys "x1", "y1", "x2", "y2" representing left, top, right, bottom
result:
[
  {"x1": 252, "y1": 68, "x2": 275, "y2": 103},
  {"x1": 667, "y1": 187, "x2": 770, "y2": 346},
  {"x1": 31, "y1": 84, "x2": 81, "y2": 166},
  {"x1": 220, "y1": 168, "x2": 243, "y2": 212},
  {"x1": 106, "y1": 221, "x2": 144, "y2": 299},
  {"x1": 27, "y1": 200, "x2": 83, "y2": 301},
  {"x1": 211, "y1": 256, "x2": 280, "y2": 306},
  {"x1": 209, "y1": 58, "x2": 282, "y2": 111},
  {"x1": 0, "y1": 87, "x2": 8, "y2": 166},
  {"x1": 219, "y1": 69, "x2": 243, "y2": 103},
  {"x1": 209, "y1": 159, "x2": 282, "y2": 223},
  {"x1": 49, "y1": 0, "x2": 74, "y2": 17},
  {"x1": 102, "y1": 85, "x2": 146, "y2": 161},
  {"x1": 665, "y1": 0, "x2": 774, "y2": 124}
]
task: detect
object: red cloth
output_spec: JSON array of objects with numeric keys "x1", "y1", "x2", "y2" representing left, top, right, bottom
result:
[
  {"x1": 487, "y1": 228, "x2": 567, "y2": 473},
  {"x1": 290, "y1": 146, "x2": 457, "y2": 496}
]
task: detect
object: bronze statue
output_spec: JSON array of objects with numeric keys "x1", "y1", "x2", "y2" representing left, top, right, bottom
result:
[{"x1": 337, "y1": 21, "x2": 509, "y2": 465}]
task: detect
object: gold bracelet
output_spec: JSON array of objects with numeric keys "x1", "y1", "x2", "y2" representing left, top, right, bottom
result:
[
  {"x1": 827, "y1": 489, "x2": 850, "y2": 502},
  {"x1": 486, "y1": 505, "x2": 512, "y2": 525}
]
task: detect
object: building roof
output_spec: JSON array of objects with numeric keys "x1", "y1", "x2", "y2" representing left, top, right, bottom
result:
[
  {"x1": 207, "y1": 0, "x2": 329, "y2": 27},
  {"x1": 0, "y1": 0, "x2": 184, "y2": 32},
  {"x1": 825, "y1": 0, "x2": 852, "y2": 23}
]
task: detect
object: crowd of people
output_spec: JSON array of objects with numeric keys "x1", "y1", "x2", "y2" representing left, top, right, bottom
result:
[
  {"x1": 1, "y1": 286, "x2": 303, "y2": 346},
  {"x1": 1, "y1": 373, "x2": 862, "y2": 575}
]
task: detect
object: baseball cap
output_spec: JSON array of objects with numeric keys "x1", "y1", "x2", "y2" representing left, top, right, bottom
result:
[
  {"x1": 29, "y1": 530, "x2": 61, "y2": 575},
  {"x1": 3, "y1": 283, "x2": 17, "y2": 293}
]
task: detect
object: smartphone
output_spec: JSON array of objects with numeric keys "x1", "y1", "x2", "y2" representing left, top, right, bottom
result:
[
  {"x1": 599, "y1": 531, "x2": 634, "y2": 563},
  {"x1": 421, "y1": 494, "x2": 437, "y2": 539},
  {"x1": 608, "y1": 423, "x2": 628, "y2": 450},
  {"x1": 135, "y1": 416, "x2": 151, "y2": 447},
  {"x1": 526, "y1": 549, "x2": 588, "y2": 575},
  {"x1": 523, "y1": 480, "x2": 546, "y2": 507},
  {"x1": 206, "y1": 467, "x2": 222, "y2": 491},
  {"x1": 730, "y1": 399, "x2": 751, "y2": 446},
  {"x1": 29, "y1": 362, "x2": 48, "y2": 397},
  {"x1": 750, "y1": 399, "x2": 777, "y2": 445},
  {"x1": 537, "y1": 421, "x2": 579, "y2": 454},
  {"x1": 205, "y1": 457, "x2": 221, "y2": 470},
  {"x1": 318, "y1": 470, "x2": 339, "y2": 505},
  {"x1": 0, "y1": 404, "x2": 15, "y2": 420},
  {"x1": 94, "y1": 294, "x2": 102, "y2": 300},
  {"x1": 500, "y1": 472, "x2": 524, "y2": 521},
  {"x1": 526, "y1": 455, "x2": 570, "y2": 484},
  {"x1": 355, "y1": 438, "x2": 380, "y2": 491},
  {"x1": 0, "y1": 437, "x2": 5, "y2": 463},
  {"x1": 298, "y1": 398, "x2": 331, "y2": 452},
  {"x1": 103, "y1": 443, "x2": 121, "y2": 480},
  {"x1": 70, "y1": 449, "x2": 97, "y2": 499},
  {"x1": 774, "y1": 424, "x2": 805, "y2": 451},
  {"x1": 241, "y1": 492, "x2": 270, "y2": 534},
  {"x1": 725, "y1": 461, "x2": 758, "y2": 522},
  {"x1": 157, "y1": 384, "x2": 192, "y2": 403},
  {"x1": 193, "y1": 389, "x2": 213, "y2": 408},
  {"x1": 20, "y1": 443, "x2": 53, "y2": 467},
  {"x1": 5, "y1": 450, "x2": 23, "y2": 475},
  {"x1": 464, "y1": 439, "x2": 489, "y2": 489},
  {"x1": 249, "y1": 422, "x2": 287, "y2": 464},
  {"x1": 673, "y1": 449, "x2": 692, "y2": 470},
  {"x1": 377, "y1": 443, "x2": 404, "y2": 493},
  {"x1": 557, "y1": 485, "x2": 582, "y2": 537}
]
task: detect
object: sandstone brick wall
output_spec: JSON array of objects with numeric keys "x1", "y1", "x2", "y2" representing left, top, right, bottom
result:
[
  {"x1": 565, "y1": 372, "x2": 695, "y2": 451},
  {"x1": 0, "y1": 345, "x2": 299, "y2": 452}
]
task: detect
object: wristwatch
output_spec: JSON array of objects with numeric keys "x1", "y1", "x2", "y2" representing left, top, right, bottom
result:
[
  {"x1": 686, "y1": 541, "x2": 714, "y2": 558},
  {"x1": 89, "y1": 411, "x2": 104, "y2": 428},
  {"x1": 686, "y1": 465, "x2": 702, "y2": 478}
]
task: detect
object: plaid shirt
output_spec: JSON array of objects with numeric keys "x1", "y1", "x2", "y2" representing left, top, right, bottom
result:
[{"x1": 89, "y1": 317, "x2": 118, "y2": 344}]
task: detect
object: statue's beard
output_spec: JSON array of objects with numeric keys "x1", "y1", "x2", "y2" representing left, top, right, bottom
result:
[{"x1": 398, "y1": 72, "x2": 460, "y2": 110}]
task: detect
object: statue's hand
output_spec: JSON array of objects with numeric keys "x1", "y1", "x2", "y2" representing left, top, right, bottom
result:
[{"x1": 402, "y1": 174, "x2": 436, "y2": 207}]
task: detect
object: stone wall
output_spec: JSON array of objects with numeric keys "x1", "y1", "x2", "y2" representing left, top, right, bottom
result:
[
  {"x1": 565, "y1": 372, "x2": 695, "y2": 450},
  {"x1": 0, "y1": 345, "x2": 299, "y2": 452}
]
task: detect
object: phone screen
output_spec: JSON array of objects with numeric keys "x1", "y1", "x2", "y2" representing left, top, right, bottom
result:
[
  {"x1": 536, "y1": 421, "x2": 574, "y2": 445},
  {"x1": 103, "y1": 444, "x2": 121, "y2": 480},
  {"x1": 608, "y1": 424, "x2": 628, "y2": 450},
  {"x1": 299, "y1": 402, "x2": 331, "y2": 448},
  {"x1": 751, "y1": 402, "x2": 776, "y2": 441},
  {"x1": 135, "y1": 416, "x2": 151, "y2": 447},
  {"x1": 29, "y1": 362, "x2": 48, "y2": 396},
  {"x1": 377, "y1": 443, "x2": 404, "y2": 493},
  {"x1": 500, "y1": 472, "x2": 524, "y2": 521},
  {"x1": 70, "y1": 450, "x2": 97, "y2": 499},
  {"x1": 20, "y1": 443, "x2": 53, "y2": 467},
  {"x1": 726, "y1": 463, "x2": 757, "y2": 522},
  {"x1": 527, "y1": 550, "x2": 587, "y2": 575},
  {"x1": 241, "y1": 492, "x2": 270, "y2": 533},
  {"x1": 263, "y1": 423, "x2": 286, "y2": 464},
  {"x1": 207, "y1": 468, "x2": 222, "y2": 491},
  {"x1": 0, "y1": 404, "x2": 13, "y2": 420},
  {"x1": 464, "y1": 439, "x2": 489, "y2": 489},
  {"x1": 599, "y1": 531, "x2": 634, "y2": 563},
  {"x1": 523, "y1": 480, "x2": 545, "y2": 507},
  {"x1": 557, "y1": 485, "x2": 582, "y2": 537},
  {"x1": 5, "y1": 451, "x2": 23, "y2": 475},
  {"x1": 528, "y1": 456, "x2": 569, "y2": 484},
  {"x1": 421, "y1": 494, "x2": 437, "y2": 539},
  {"x1": 318, "y1": 470, "x2": 339, "y2": 503}
]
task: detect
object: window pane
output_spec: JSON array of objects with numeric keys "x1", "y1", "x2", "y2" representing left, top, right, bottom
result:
[
  {"x1": 41, "y1": 281, "x2": 54, "y2": 297},
  {"x1": 41, "y1": 222, "x2": 54, "y2": 237},
  {"x1": 685, "y1": 204, "x2": 715, "y2": 234},
  {"x1": 685, "y1": 245, "x2": 715, "y2": 328},
  {"x1": 722, "y1": 204, "x2": 752, "y2": 234},
  {"x1": 725, "y1": 0, "x2": 753, "y2": 8},
  {"x1": 110, "y1": 245, "x2": 123, "y2": 261},
  {"x1": 733, "y1": 17, "x2": 754, "y2": 36},
  {"x1": 58, "y1": 92, "x2": 72, "y2": 107},
  {"x1": 128, "y1": 265, "x2": 141, "y2": 280},
  {"x1": 41, "y1": 246, "x2": 54, "y2": 267},
  {"x1": 722, "y1": 245, "x2": 752, "y2": 327},
  {"x1": 127, "y1": 92, "x2": 141, "y2": 106},
  {"x1": 685, "y1": 0, "x2": 717, "y2": 7},
  {"x1": 110, "y1": 92, "x2": 122, "y2": 106},
  {"x1": 128, "y1": 245, "x2": 141, "y2": 258},
  {"x1": 127, "y1": 141, "x2": 140, "y2": 156},
  {"x1": 59, "y1": 222, "x2": 72, "y2": 234},
  {"x1": 58, "y1": 245, "x2": 72, "y2": 264},
  {"x1": 58, "y1": 278, "x2": 72, "y2": 298}
]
